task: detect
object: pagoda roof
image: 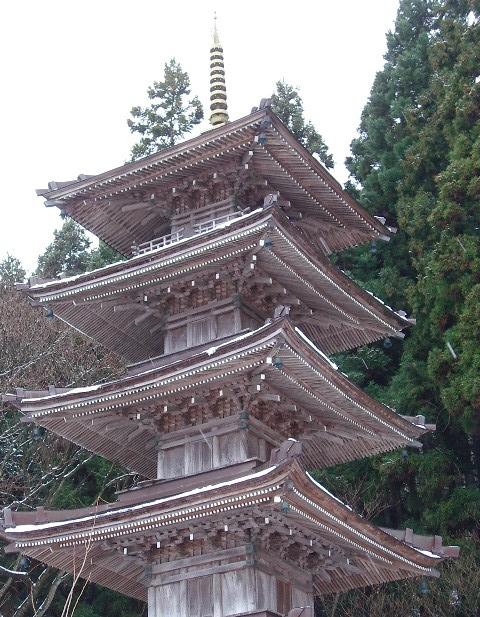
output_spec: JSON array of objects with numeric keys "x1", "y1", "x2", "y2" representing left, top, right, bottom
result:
[
  {"x1": 5, "y1": 319, "x2": 430, "y2": 478},
  {"x1": 2, "y1": 458, "x2": 458, "y2": 600},
  {"x1": 19, "y1": 207, "x2": 411, "y2": 362},
  {"x1": 36, "y1": 108, "x2": 391, "y2": 255}
]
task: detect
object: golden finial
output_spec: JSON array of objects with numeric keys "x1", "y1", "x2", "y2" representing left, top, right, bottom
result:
[
  {"x1": 209, "y1": 12, "x2": 228, "y2": 127},
  {"x1": 213, "y1": 11, "x2": 220, "y2": 46}
]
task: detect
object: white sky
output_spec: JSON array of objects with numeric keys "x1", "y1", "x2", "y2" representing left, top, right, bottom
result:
[{"x1": 0, "y1": 0, "x2": 399, "y2": 274}]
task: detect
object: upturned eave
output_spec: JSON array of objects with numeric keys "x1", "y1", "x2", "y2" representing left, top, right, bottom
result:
[
  {"x1": 4, "y1": 319, "x2": 428, "y2": 477},
  {"x1": 2, "y1": 459, "x2": 457, "y2": 599},
  {"x1": 36, "y1": 108, "x2": 392, "y2": 255},
  {"x1": 17, "y1": 208, "x2": 411, "y2": 362}
]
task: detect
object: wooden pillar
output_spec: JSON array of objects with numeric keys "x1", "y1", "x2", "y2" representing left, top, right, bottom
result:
[{"x1": 146, "y1": 547, "x2": 314, "y2": 617}]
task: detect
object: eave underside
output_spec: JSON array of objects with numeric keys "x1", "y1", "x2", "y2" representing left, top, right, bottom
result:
[
  {"x1": 4, "y1": 464, "x2": 450, "y2": 600},
  {"x1": 14, "y1": 535, "x2": 429, "y2": 602},
  {"x1": 13, "y1": 321, "x2": 425, "y2": 478},
  {"x1": 38, "y1": 110, "x2": 389, "y2": 256},
  {"x1": 22, "y1": 212, "x2": 408, "y2": 363}
]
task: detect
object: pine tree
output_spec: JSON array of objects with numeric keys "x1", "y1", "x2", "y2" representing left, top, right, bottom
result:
[
  {"x1": 271, "y1": 81, "x2": 334, "y2": 168},
  {"x1": 36, "y1": 219, "x2": 91, "y2": 279},
  {"x1": 319, "y1": 2, "x2": 480, "y2": 614},
  {"x1": 127, "y1": 58, "x2": 203, "y2": 160},
  {"x1": 36, "y1": 221, "x2": 122, "y2": 280},
  {"x1": 0, "y1": 255, "x2": 26, "y2": 290},
  {"x1": 86, "y1": 241, "x2": 124, "y2": 272},
  {"x1": 346, "y1": 0, "x2": 436, "y2": 218},
  {"x1": 392, "y1": 0, "x2": 480, "y2": 491}
]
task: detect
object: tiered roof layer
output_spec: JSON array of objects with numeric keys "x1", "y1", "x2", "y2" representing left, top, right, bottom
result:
[
  {"x1": 2, "y1": 459, "x2": 458, "y2": 601},
  {"x1": 20, "y1": 208, "x2": 410, "y2": 363},
  {"x1": 36, "y1": 110, "x2": 391, "y2": 256},
  {"x1": 6, "y1": 320, "x2": 429, "y2": 479}
]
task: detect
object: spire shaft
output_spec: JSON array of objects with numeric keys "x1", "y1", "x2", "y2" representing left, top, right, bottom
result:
[{"x1": 209, "y1": 14, "x2": 228, "y2": 127}]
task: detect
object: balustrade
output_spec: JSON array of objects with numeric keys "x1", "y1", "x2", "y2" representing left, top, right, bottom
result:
[{"x1": 132, "y1": 210, "x2": 246, "y2": 256}]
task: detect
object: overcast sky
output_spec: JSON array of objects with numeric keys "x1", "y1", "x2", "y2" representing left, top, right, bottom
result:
[{"x1": 0, "y1": 0, "x2": 399, "y2": 274}]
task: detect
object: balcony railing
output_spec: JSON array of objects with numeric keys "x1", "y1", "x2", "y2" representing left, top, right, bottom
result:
[
  {"x1": 192, "y1": 210, "x2": 244, "y2": 234},
  {"x1": 132, "y1": 229, "x2": 184, "y2": 256},
  {"x1": 132, "y1": 210, "x2": 246, "y2": 257}
]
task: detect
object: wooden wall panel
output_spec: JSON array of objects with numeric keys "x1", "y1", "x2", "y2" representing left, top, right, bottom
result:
[
  {"x1": 151, "y1": 580, "x2": 187, "y2": 617},
  {"x1": 255, "y1": 570, "x2": 276, "y2": 611},
  {"x1": 187, "y1": 576, "x2": 214, "y2": 617},
  {"x1": 218, "y1": 569, "x2": 255, "y2": 616},
  {"x1": 162, "y1": 446, "x2": 185, "y2": 478},
  {"x1": 217, "y1": 311, "x2": 235, "y2": 338},
  {"x1": 186, "y1": 440, "x2": 213, "y2": 475},
  {"x1": 218, "y1": 433, "x2": 247, "y2": 467},
  {"x1": 148, "y1": 586, "x2": 155, "y2": 617},
  {"x1": 148, "y1": 564, "x2": 314, "y2": 616},
  {"x1": 159, "y1": 425, "x2": 275, "y2": 480},
  {"x1": 292, "y1": 587, "x2": 313, "y2": 612},
  {"x1": 276, "y1": 579, "x2": 292, "y2": 615}
]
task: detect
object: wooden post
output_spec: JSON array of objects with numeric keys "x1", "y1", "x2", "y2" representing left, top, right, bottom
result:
[{"x1": 147, "y1": 548, "x2": 314, "y2": 617}]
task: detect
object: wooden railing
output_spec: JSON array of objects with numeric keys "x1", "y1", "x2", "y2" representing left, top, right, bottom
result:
[
  {"x1": 132, "y1": 229, "x2": 184, "y2": 256},
  {"x1": 192, "y1": 210, "x2": 244, "y2": 234},
  {"x1": 132, "y1": 211, "x2": 247, "y2": 257}
]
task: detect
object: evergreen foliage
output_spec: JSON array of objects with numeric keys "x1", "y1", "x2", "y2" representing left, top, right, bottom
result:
[
  {"x1": 127, "y1": 58, "x2": 203, "y2": 161},
  {"x1": 271, "y1": 81, "x2": 334, "y2": 168},
  {"x1": 0, "y1": 255, "x2": 25, "y2": 290},
  {"x1": 36, "y1": 219, "x2": 92, "y2": 279},
  {"x1": 86, "y1": 240, "x2": 124, "y2": 272},
  {"x1": 36, "y1": 219, "x2": 124, "y2": 280},
  {"x1": 317, "y1": 1, "x2": 480, "y2": 613}
]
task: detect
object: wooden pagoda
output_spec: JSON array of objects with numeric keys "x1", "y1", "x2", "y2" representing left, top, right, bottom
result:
[{"x1": 2, "y1": 99, "x2": 459, "y2": 615}]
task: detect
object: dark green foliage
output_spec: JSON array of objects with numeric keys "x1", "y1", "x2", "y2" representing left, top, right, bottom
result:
[
  {"x1": 49, "y1": 456, "x2": 125, "y2": 510},
  {"x1": 36, "y1": 219, "x2": 124, "y2": 280},
  {"x1": 86, "y1": 240, "x2": 124, "y2": 272},
  {"x1": 0, "y1": 255, "x2": 25, "y2": 290},
  {"x1": 58, "y1": 588, "x2": 144, "y2": 617},
  {"x1": 36, "y1": 219, "x2": 92, "y2": 279},
  {"x1": 322, "y1": 1, "x2": 480, "y2": 613},
  {"x1": 318, "y1": 538, "x2": 480, "y2": 616},
  {"x1": 127, "y1": 58, "x2": 203, "y2": 161},
  {"x1": 271, "y1": 81, "x2": 334, "y2": 168},
  {"x1": 345, "y1": 0, "x2": 436, "y2": 219}
]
